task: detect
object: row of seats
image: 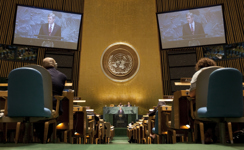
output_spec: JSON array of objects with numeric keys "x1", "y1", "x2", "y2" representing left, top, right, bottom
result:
[
  {"x1": 129, "y1": 67, "x2": 244, "y2": 144},
  {"x1": 0, "y1": 65, "x2": 114, "y2": 144}
]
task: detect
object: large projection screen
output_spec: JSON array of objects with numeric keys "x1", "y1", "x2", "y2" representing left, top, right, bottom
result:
[
  {"x1": 157, "y1": 5, "x2": 226, "y2": 49},
  {"x1": 12, "y1": 5, "x2": 82, "y2": 50}
]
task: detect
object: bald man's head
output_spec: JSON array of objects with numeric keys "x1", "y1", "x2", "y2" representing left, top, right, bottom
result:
[{"x1": 43, "y1": 57, "x2": 57, "y2": 69}]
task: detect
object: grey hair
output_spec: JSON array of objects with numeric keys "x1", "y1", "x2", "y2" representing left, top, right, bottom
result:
[
  {"x1": 186, "y1": 12, "x2": 193, "y2": 18},
  {"x1": 48, "y1": 13, "x2": 55, "y2": 19}
]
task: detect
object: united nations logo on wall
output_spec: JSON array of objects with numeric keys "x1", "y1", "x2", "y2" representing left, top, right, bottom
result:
[{"x1": 101, "y1": 42, "x2": 140, "y2": 82}]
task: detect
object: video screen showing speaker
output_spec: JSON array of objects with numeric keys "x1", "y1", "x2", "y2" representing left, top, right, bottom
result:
[
  {"x1": 12, "y1": 5, "x2": 82, "y2": 50},
  {"x1": 157, "y1": 4, "x2": 226, "y2": 49}
]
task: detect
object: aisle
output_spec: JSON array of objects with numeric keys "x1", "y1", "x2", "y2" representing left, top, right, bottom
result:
[{"x1": 111, "y1": 136, "x2": 129, "y2": 144}]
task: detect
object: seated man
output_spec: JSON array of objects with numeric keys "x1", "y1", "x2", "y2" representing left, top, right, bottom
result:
[
  {"x1": 42, "y1": 57, "x2": 67, "y2": 141},
  {"x1": 42, "y1": 57, "x2": 67, "y2": 115},
  {"x1": 126, "y1": 102, "x2": 131, "y2": 107},
  {"x1": 118, "y1": 102, "x2": 123, "y2": 107}
]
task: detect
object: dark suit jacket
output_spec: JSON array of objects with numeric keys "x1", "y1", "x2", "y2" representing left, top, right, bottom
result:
[
  {"x1": 182, "y1": 22, "x2": 205, "y2": 39},
  {"x1": 39, "y1": 23, "x2": 61, "y2": 40},
  {"x1": 47, "y1": 67, "x2": 67, "y2": 115},
  {"x1": 118, "y1": 109, "x2": 124, "y2": 114}
]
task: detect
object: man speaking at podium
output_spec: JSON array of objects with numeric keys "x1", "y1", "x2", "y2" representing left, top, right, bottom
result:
[
  {"x1": 38, "y1": 13, "x2": 61, "y2": 40},
  {"x1": 182, "y1": 12, "x2": 205, "y2": 39},
  {"x1": 118, "y1": 107, "x2": 124, "y2": 115}
]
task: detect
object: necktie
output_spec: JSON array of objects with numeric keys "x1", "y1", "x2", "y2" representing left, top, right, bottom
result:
[
  {"x1": 49, "y1": 26, "x2": 52, "y2": 36},
  {"x1": 191, "y1": 24, "x2": 194, "y2": 35}
]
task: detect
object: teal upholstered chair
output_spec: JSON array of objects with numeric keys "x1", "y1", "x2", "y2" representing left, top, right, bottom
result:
[
  {"x1": 152, "y1": 110, "x2": 158, "y2": 135},
  {"x1": 151, "y1": 110, "x2": 159, "y2": 143},
  {"x1": 197, "y1": 68, "x2": 243, "y2": 118},
  {"x1": 197, "y1": 68, "x2": 243, "y2": 144},
  {"x1": 24, "y1": 65, "x2": 53, "y2": 113},
  {"x1": 190, "y1": 66, "x2": 222, "y2": 144},
  {"x1": 8, "y1": 67, "x2": 51, "y2": 117},
  {"x1": 6, "y1": 66, "x2": 60, "y2": 143}
]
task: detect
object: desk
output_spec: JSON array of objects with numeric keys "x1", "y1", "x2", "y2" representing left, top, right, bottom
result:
[
  {"x1": 103, "y1": 107, "x2": 138, "y2": 119},
  {"x1": 0, "y1": 83, "x2": 72, "y2": 87},
  {"x1": 175, "y1": 82, "x2": 244, "y2": 86},
  {"x1": 103, "y1": 107, "x2": 138, "y2": 126},
  {"x1": 171, "y1": 90, "x2": 190, "y2": 129},
  {"x1": 174, "y1": 82, "x2": 191, "y2": 86}
]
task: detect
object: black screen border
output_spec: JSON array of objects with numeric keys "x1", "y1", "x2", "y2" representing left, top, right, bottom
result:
[
  {"x1": 156, "y1": 4, "x2": 227, "y2": 50},
  {"x1": 11, "y1": 4, "x2": 83, "y2": 51}
]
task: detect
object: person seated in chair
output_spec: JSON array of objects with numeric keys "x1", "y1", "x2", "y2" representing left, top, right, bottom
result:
[
  {"x1": 118, "y1": 102, "x2": 123, "y2": 107},
  {"x1": 128, "y1": 121, "x2": 135, "y2": 143},
  {"x1": 126, "y1": 102, "x2": 131, "y2": 107},
  {"x1": 189, "y1": 58, "x2": 218, "y2": 143},
  {"x1": 40, "y1": 57, "x2": 67, "y2": 142},
  {"x1": 149, "y1": 101, "x2": 166, "y2": 139},
  {"x1": 43, "y1": 57, "x2": 67, "y2": 115},
  {"x1": 189, "y1": 58, "x2": 216, "y2": 98}
]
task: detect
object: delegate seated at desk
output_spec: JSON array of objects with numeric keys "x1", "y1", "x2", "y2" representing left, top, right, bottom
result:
[
  {"x1": 118, "y1": 102, "x2": 123, "y2": 107},
  {"x1": 126, "y1": 102, "x2": 131, "y2": 107},
  {"x1": 34, "y1": 57, "x2": 67, "y2": 143},
  {"x1": 189, "y1": 58, "x2": 217, "y2": 98},
  {"x1": 43, "y1": 57, "x2": 67, "y2": 115}
]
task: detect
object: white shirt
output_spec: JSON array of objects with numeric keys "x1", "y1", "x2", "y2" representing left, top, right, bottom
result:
[
  {"x1": 49, "y1": 23, "x2": 54, "y2": 32},
  {"x1": 189, "y1": 21, "x2": 195, "y2": 31},
  {"x1": 189, "y1": 68, "x2": 203, "y2": 91}
]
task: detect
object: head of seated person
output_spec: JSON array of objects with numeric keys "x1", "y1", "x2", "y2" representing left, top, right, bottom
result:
[
  {"x1": 42, "y1": 57, "x2": 57, "y2": 69},
  {"x1": 190, "y1": 58, "x2": 217, "y2": 98},
  {"x1": 118, "y1": 102, "x2": 123, "y2": 107},
  {"x1": 157, "y1": 101, "x2": 166, "y2": 108}
]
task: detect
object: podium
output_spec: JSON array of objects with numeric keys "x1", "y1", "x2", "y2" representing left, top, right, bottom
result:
[
  {"x1": 113, "y1": 114, "x2": 127, "y2": 127},
  {"x1": 103, "y1": 107, "x2": 138, "y2": 127}
]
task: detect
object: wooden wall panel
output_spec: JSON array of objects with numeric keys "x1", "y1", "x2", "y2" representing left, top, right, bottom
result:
[
  {"x1": 1, "y1": 0, "x2": 244, "y2": 96},
  {"x1": 156, "y1": 0, "x2": 244, "y2": 95},
  {"x1": 0, "y1": 0, "x2": 84, "y2": 96}
]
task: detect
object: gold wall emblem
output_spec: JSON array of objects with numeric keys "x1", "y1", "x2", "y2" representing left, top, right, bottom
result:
[{"x1": 101, "y1": 42, "x2": 140, "y2": 82}]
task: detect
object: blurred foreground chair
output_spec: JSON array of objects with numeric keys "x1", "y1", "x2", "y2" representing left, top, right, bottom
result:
[
  {"x1": 25, "y1": 65, "x2": 65, "y2": 143},
  {"x1": 0, "y1": 67, "x2": 60, "y2": 143},
  {"x1": 189, "y1": 66, "x2": 222, "y2": 144},
  {"x1": 197, "y1": 68, "x2": 243, "y2": 144}
]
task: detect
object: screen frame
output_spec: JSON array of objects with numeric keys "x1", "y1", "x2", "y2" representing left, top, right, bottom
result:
[
  {"x1": 11, "y1": 4, "x2": 83, "y2": 51},
  {"x1": 156, "y1": 4, "x2": 227, "y2": 50}
]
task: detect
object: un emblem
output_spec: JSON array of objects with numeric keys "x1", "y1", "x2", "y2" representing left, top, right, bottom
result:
[{"x1": 101, "y1": 42, "x2": 140, "y2": 82}]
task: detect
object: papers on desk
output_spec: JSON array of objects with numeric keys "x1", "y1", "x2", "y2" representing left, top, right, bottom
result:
[
  {"x1": 174, "y1": 82, "x2": 191, "y2": 86},
  {"x1": 159, "y1": 99, "x2": 173, "y2": 102},
  {"x1": 73, "y1": 100, "x2": 86, "y2": 103},
  {"x1": 65, "y1": 83, "x2": 72, "y2": 87},
  {"x1": 86, "y1": 109, "x2": 94, "y2": 112},
  {"x1": 0, "y1": 112, "x2": 4, "y2": 118}
]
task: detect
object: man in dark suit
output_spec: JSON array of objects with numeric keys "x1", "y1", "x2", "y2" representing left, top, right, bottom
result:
[
  {"x1": 35, "y1": 57, "x2": 67, "y2": 143},
  {"x1": 118, "y1": 107, "x2": 124, "y2": 114},
  {"x1": 126, "y1": 102, "x2": 131, "y2": 107},
  {"x1": 182, "y1": 12, "x2": 205, "y2": 39},
  {"x1": 38, "y1": 13, "x2": 61, "y2": 40}
]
